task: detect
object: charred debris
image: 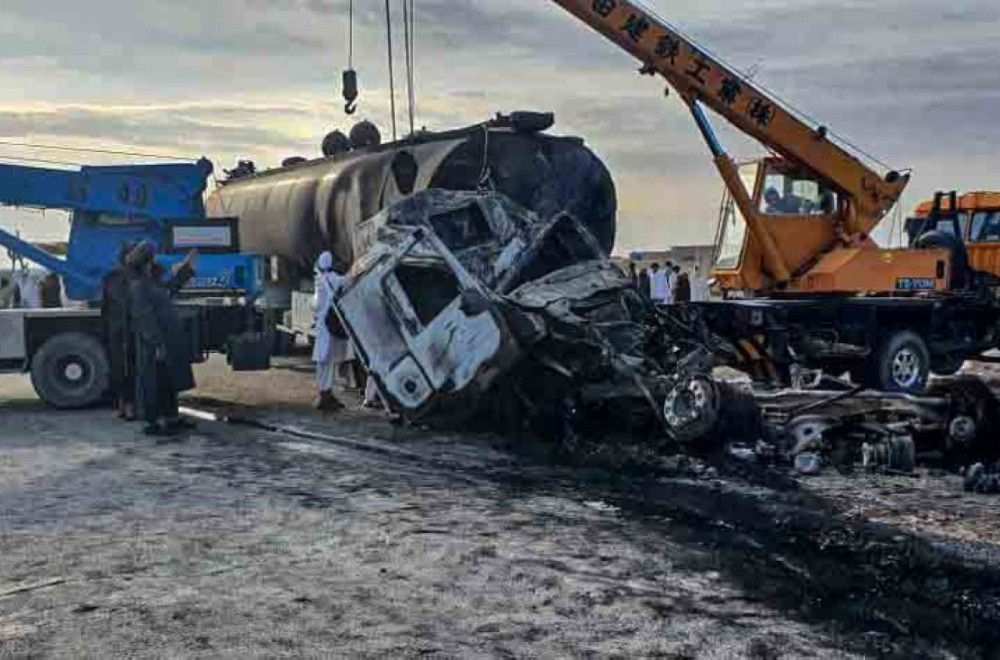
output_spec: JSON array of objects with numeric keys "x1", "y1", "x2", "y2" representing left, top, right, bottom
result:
[{"x1": 333, "y1": 189, "x2": 1000, "y2": 486}]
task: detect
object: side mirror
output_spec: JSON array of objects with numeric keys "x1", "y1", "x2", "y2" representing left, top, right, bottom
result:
[{"x1": 459, "y1": 289, "x2": 490, "y2": 316}]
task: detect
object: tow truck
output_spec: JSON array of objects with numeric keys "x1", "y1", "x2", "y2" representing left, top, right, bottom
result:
[
  {"x1": 0, "y1": 158, "x2": 269, "y2": 408},
  {"x1": 549, "y1": 0, "x2": 1000, "y2": 393}
]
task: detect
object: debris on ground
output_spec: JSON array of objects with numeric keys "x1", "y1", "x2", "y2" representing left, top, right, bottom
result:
[{"x1": 965, "y1": 462, "x2": 1000, "y2": 493}]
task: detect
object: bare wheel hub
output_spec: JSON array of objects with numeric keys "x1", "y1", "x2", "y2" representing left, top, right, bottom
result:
[
  {"x1": 663, "y1": 374, "x2": 720, "y2": 443},
  {"x1": 64, "y1": 363, "x2": 84, "y2": 382},
  {"x1": 891, "y1": 348, "x2": 922, "y2": 389}
]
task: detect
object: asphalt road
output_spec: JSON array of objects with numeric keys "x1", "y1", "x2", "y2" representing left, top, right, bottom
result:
[{"x1": 1, "y1": 356, "x2": 999, "y2": 658}]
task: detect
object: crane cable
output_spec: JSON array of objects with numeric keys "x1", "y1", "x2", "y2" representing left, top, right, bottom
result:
[
  {"x1": 384, "y1": 0, "x2": 398, "y2": 142},
  {"x1": 402, "y1": 0, "x2": 416, "y2": 136},
  {"x1": 0, "y1": 139, "x2": 194, "y2": 162}
]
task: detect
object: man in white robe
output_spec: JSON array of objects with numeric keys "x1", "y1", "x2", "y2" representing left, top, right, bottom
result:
[
  {"x1": 312, "y1": 251, "x2": 348, "y2": 411},
  {"x1": 649, "y1": 263, "x2": 670, "y2": 305},
  {"x1": 691, "y1": 264, "x2": 711, "y2": 302}
]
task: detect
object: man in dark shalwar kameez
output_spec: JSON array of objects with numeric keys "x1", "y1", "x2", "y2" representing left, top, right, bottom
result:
[
  {"x1": 101, "y1": 242, "x2": 137, "y2": 420},
  {"x1": 126, "y1": 243, "x2": 198, "y2": 436}
]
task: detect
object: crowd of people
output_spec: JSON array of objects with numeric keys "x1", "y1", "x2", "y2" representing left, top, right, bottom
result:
[
  {"x1": 99, "y1": 244, "x2": 384, "y2": 434},
  {"x1": 628, "y1": 260, "x2": 709, "y2": 305},
  {"x1": 97, "y1": 243, "x2": 385, "y2": 438},
  {"x1": 0, "y1": 269, "x2": 63, "y2": 309}
]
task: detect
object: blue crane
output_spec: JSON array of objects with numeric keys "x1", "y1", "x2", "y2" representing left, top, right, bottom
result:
[{"x1": 0, "y1": 157, "x2": 262, "y2": 301}]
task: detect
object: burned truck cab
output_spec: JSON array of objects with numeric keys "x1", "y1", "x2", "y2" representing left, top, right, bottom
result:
[
  {"x1": 334, "y1": 190, "x2": 740, "y2": 444},
  {"x1": 336, "y1": 191, "x2": 542, "y2": 418},
  {"x1": 336, "y1": 189, "x2": 609, "y2": 421}
]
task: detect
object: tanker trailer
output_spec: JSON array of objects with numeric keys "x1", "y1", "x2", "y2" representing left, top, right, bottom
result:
[{"x1": 204, "y1": 111, "x2": 617, "y2": 343}]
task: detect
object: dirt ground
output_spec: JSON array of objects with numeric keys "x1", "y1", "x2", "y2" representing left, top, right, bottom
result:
[{"x1": 2, "y1": 357, "x2": 1000, "y2": 658}]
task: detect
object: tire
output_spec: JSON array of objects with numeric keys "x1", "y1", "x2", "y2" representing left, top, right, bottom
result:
[
  {"x1": 928, "y1": 376, "x2": 1000, "y2": 463},
  {"x1": 871, "y1": 330, "x2": 930, "y2": 394},
  {"x1": 30, "y1": 332, "x2": 110, "y2": 409}
]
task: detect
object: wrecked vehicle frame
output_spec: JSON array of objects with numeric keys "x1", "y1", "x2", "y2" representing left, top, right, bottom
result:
[{"x1": 333, "y1": 190, "x2": 744, "y2": 444}]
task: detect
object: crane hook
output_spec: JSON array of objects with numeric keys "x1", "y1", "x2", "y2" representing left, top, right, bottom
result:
[{"x1": 342, "y1": 69, "x2": 359, "y2": 116}]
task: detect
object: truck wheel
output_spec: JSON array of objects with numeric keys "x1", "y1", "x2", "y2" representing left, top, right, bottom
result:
[
  {"x1": 873, "y1": 330, "x2": 930, "y2": 394},
  {"x1": 30, "y1": 332, "x2": 109, "y2": 409}
]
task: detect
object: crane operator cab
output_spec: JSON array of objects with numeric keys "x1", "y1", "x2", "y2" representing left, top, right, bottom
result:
[
  {"x1": 714, "y1": 158, "x2": 846, "y2": 292},
  {"x1": 759, "y1": 167, "x2": 837, "y2": 217}
]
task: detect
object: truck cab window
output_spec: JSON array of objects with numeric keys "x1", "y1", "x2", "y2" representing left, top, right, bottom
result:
[
  {"x1": 970, "y1": 211, "x2": 1000, "y2": 243},
  {"x1": 427, "y1": 204, "x2": 493, "y2": 252},
  {"x1": 393, "y1": 262, "x2": 461, "y2": 328},
  {"x1": 933, "y1": 213, "x2": 968, "y2": 238}
]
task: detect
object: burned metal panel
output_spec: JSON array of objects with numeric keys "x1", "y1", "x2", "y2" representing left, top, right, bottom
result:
[
  {"x1": 336, "y1": 255, "x2": 412, "y2": 374},
  {"x1": 507, "y1": 261, "x2": 633, "y2": 312},
  {"x1": 336, "y1": 226, "x2": 511, "y2": 416},
  {"x1": 495, "y1": 212, "x2": 609, "y2": 294},
  {"x1": 427, "y1": 129, "x2": 618, "y2": 253},
  {"x1": 407, "y1": 299, "x2": 504, "y2": 392},
  {"x1": 354, "y1": 190, "x2": 541, "y2": 289}
]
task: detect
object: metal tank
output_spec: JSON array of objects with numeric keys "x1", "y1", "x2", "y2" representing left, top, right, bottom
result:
[{"x1": 204, "y1": 113, "x2": 617, "y2": 272}]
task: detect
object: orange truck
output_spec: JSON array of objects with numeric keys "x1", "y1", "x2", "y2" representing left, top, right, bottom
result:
[{"x1": 549, "y1": 0, "x2": 1000, "y2": 392}]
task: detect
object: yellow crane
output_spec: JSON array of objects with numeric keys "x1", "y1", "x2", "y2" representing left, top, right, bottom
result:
[
  {"x1": 549, "y1": 0, "x2": 953, "y2": 296},
  {"x1": 548, "y1": 0, "x2": 1000, "y2": 393}
]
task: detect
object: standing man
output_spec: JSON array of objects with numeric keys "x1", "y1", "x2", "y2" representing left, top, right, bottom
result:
[
  {"x1": 691, "y1": 264, "x2": 710, "y2": 301},
  {"x1": 101, "y1": 243, "x2": 137, "y2": 420},
  {"x1": 312, "y1": 251, "x2": 348, "y2": 411},
  {"x1": 40, "y1": 272, "x2": 62, "y2": 308},
  {"x1": 12, "y1": 269, "x2": 40, "y2": 309},
  {"x1": 663, "y1": 261, "x2": 676, "y2": 305},
  {"x1": 0, "y1": 274, "x2": 12, "y2": 308},
  {"x1": 649, "y1": 262, "x2": 669, "y2": 305},
  {"x1": 673, "y1": 265, "x2": 691, "y2": 303},
  {"x1": 129, "y1": 243, "x2": 198, "y2": 436},
  {"x1": 638, "y1": 267, "x2": 651, "y2": 300}
]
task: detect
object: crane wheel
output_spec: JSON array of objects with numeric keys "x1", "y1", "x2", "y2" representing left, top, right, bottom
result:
[
  {"x1": 871, "y1": 330, "x2": 930, "y2": 394},
  {"x1": 30, "y1": 332, "x2": 109, "y2": 409}
]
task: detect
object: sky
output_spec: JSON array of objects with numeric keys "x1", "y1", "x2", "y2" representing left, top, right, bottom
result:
[{"x1": 0, "y1": 0, "x2": 998, "y2": 259}]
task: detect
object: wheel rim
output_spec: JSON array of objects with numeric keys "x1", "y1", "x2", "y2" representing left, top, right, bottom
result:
[
  {"x1": 64, "y1": 363, "x2": 84, "y2": 382},
  {"x1": 662, "y1": 375, "x2": 719, "y2": 442},
  {"x1": 54, "y1": 355, "x2": 92, "y2": 391},
  {"x1": 891, "y1": 347, "x2": 921, "y2": 389}
]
